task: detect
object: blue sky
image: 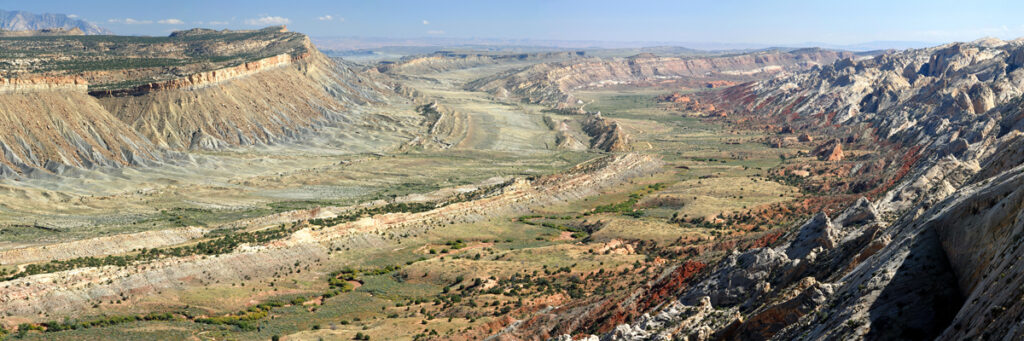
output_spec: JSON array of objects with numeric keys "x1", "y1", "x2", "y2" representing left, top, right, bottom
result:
[{"x1": 3, "y1": 0, "x2": 1024, "y2": 45}]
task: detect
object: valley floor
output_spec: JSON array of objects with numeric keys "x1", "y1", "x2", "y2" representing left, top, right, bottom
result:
[{"x1": 0, "y1": 61, "x2": 822, "y2": 340}]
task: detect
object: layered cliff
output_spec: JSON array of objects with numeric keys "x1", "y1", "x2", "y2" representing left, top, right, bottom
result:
[
  {"x1": 96, "y1": 48, "x2": 387, "y2": 150},
  {"x1": 0, "y1": 76, "x2": 158, "y2": 174},
  {"x1": 0, "y1": 27, "x2": 389, "y2": 174},
  {"x1": 465, "y1": 48, "x2": 853, "y2": 107}
]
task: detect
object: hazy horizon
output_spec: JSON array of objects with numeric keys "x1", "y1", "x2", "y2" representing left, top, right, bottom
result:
[{"x1": 4, "y1": 0, "x2": 1023, "y2": 50}]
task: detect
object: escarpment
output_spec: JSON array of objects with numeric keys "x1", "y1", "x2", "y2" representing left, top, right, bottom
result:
[
  {"x1": 0, "y1": 76, "x2": 158, "y2": 174},
  {"x1": 97, "y1": 49, "x2": 386, "y2": 150},
  {"x1": 0, "y1": 27, "x2": 389, "y2": 174},
  {"x1": 465, "y1": 48, "x2": 852, "y2": 107}
]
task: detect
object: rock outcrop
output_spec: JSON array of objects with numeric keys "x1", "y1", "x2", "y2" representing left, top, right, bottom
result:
[
  {"x1": 582, "y1": 113, "x2": 629, "y2": 152},
  {"x1": 812, "y1": 139, "x2": 844, "y2": 161},
  {"x1": 0, "y1": 78, "x2": 158, "y2": 173},
  {"x1": 596, "y1": 38, "x2": 1024, "y2": 340}
]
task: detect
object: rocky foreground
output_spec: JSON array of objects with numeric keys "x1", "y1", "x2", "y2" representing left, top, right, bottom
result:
[{"x1": 546, "y1": 38, "x2": 1024, "y2": 340}]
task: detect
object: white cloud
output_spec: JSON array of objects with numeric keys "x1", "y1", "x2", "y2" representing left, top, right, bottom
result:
[
  {"x1": 426, "y1": 30, "x2": 445, "y2": 35},
  {"x1": 158, "y1": 19, "x2": 184, "y2": 25},
  {"x1": 318, "y1": 15, "x2": 334, "y2": 21},
  {"x1": 422, "y1": 20, "x2": 430, "y2": 25},
  {"x1": 207, "y1": 21, "x2": 229, "y2": 26},
  {"x1": 66, "y1": 14, "x2": 79, "y2": 18},
  {"x1": 108, "y1": 18, "x2": 153, "y2": 25},
  {"x1": 245, "y1": 16, "x2": 290, "y2": 26}
]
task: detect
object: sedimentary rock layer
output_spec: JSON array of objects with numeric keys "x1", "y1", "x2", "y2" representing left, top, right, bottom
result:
[
  {"x1": 0, "y1": 153, "x2": 663, "y2": 318},
  {"x1": 0, "y1": 28, "x2": 389, "y2": 173},
  {"x1": 466, "y1": 49, "x2": 852, "y2": 107}
]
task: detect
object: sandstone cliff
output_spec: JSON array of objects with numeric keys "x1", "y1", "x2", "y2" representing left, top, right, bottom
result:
[{"x1": 0, "y1": 27, "x2": 389, "y2": 174}]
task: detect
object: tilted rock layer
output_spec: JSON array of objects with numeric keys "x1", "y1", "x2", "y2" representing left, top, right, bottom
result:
[
  {"x1": 596, "y1": 38, "x2": 1024, "y2": 340},
  {"x1": 466, "y1": 48, "x2": 852, "y2": 107}
]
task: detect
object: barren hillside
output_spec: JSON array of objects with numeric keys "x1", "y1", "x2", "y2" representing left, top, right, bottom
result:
[{"x1": 0, "y1": 26, "x2": 390, "y2": 175}]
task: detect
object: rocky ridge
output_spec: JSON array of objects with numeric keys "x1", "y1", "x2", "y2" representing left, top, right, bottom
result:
[
  {"x1": 0, "y1": 153, "x2": 663, "y2": 319},
  {"x1": 594, "y1": 38, "x2": 1024, "y2": 340},
  {"x1": 465, "y1": 49, "x2": 853, "y2": 108}
]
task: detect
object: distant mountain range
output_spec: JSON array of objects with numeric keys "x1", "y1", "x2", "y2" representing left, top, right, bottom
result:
[{"x1": 0, "y1": 9, "x2": 111, "y2": 35}]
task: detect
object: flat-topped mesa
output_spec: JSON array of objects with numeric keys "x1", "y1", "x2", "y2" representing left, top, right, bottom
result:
[
  {"x1": 0, "y1": 27, "x2": 386, "y2": 173},
  {"x1": 0, "y1": 76, "x2": 88, "y2": 93},
  {"x1": 88, "y1": 53, "x2": 300, "y2": 97}
]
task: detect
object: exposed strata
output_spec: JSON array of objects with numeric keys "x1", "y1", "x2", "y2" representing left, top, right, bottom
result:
[
  {"x1": 88, "y1": 53, "x2": 298, "y2": 97},
  {"x1": 553, "y1": 119, "x2": 588, "y2": 151},
  {"x1": 585, "y1": 38, "x2": 1024, "y2": 340},
  {"x1": 465, "y1": 49, "x2": 853, "y2": 107},
  {"x1": 812, "y1": 138, "x2": 844, "y2": 161},
  {"x1": 0, "y1": 226, "x2": 208, "y2": 266},
  {"x1": 0, "y1": 153, "x2": 663, "y2": 319},
  {"x1": 0, "y1": 76, "x2": 87, "y2": 93},
  {"x1": 0, "y1": 27, "x2": 390, "y2": 173},
  {"x1": 581, "y1": 113, "x2": 629, "y2": 152},
  {"x1": 0, "y1": 84, "x2": 158, "y2": 174}
]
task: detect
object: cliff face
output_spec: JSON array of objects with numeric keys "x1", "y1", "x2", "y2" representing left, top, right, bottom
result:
[
  {"x1": 596, "y1": 38, "x2": 1024, "y2": 340},
  {"x1": 465, "y1": 49, "x2": 852, "y2": 107},
  {"x1": 97, "y1": 48, "x2": 387, "y2": 150},
  {"x1": 0, "y1": 28, "x2": 389, "y2": 174},
  {"x1": 0, "y1": 76, "x2": 157, "y2": 174}
]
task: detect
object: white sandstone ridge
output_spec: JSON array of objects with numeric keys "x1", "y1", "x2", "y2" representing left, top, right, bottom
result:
[
  {"x1": 0, "y1": 153, "x2": 664, "y2": 318},
  {"x1": 89, "y1": 53, "x2": 299, "y2": 97},
  {"x1": 0, "y1": 226, "x2": 208, "y2": 266},
  {"x1": 0, "y1": 76, "x2": 88, "y2": 93}
]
